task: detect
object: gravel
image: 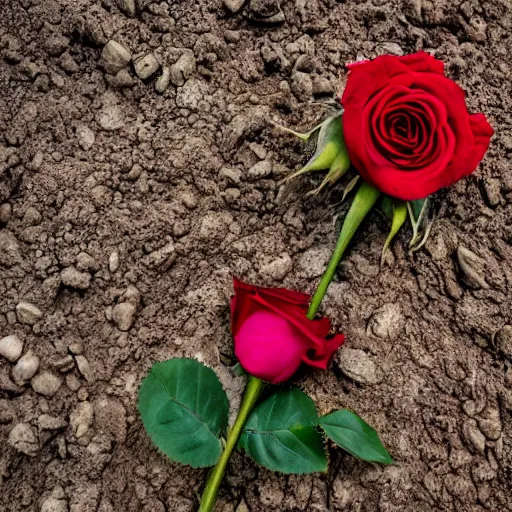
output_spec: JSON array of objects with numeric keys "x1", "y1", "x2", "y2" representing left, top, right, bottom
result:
[{"x1": 0, "y1": 335, "x2": 23, "y2": 362}]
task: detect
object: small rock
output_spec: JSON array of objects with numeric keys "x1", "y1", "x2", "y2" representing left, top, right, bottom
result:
[
  {"x1": 68, "y1": 342, "x2": 83, "y2": 355},
  {"x1": 16, "y1": 301, "x2": 42, "y2": 325},
  {"x1": 59, "y1": 52, "x2": 79, "y2": 73},
  {"x1": 106, "y1": 69, "x2": 136, "y2": 88},
  {"x1": 38, "y1": 414, "x2": 68, "y2": 430},
  {"x1": 112, "y1": 303, "x2": 136, "y2": 331},
  {"x1": 175, "y1": 78, "x2": 209, "y2": 110},
  {"x1": 312, "y1": 76, "x2": 333, "y2": 96},
  {"x1": 31, "y1": 371, "x2": 62, "y2": 397},
  {"x1": 12, "y1": 351, "x2": 40, "y2": 385},
  {"x1": 100, "y1": 40, "x2": 131, "y2": 75},
  {"x1": 290, "y1": 71, "x2": 313, "y2": 101},
  {"x1": 61, "y1": 267, "x2": 91, "y2": 290},
  {"x1": 495, "y1": 325, "x2": 512, "y2": 358},
  {"x1": 219, "y1": 167, "x2": 242, "y2": 184},
  {"x1": 376, "y1": 42, "x2": 404, "y2": 56},
  {"x1": 0, "y1": 203, "x2": 12, "y2": 224},
  {"x1": 170, "y1": 51, "x2": 196, "y2": 87},
  {"x1": 463, "y1": 419, "x2": 486, "y2": 453},
  {"x1": 52, "y1": 355, "x2": 75, "y2": 372},
  {"x1": 249, "y1": 0, "x2": 281, "y2": 18},
  {"x1": 0, "y1": 230, "x2": 22, "y2": 267},
  {"x1": 457, "y1": 247, "x2": 488, "y2": 289},
  {"x1": 146, "y1": 241, "x2": 176, "y2": 269},
  {"x1": 180, "y1": 191, "x2": 198, "y2": 209},
  {"x1": 70, "y1": 401, "x2": 93, "y2": 438},
  {"x1": 367, "y1": 303, "x2": 404, "y2": 340},
  {"x1": 116, "y1": 0, "x2": 136, "y2": 16},
  {"x1": 477, "y1": 407, "x2": 502, "y2": 440},
  {"x1": 259, "y1": 254, "x2": 292, "y2": 281},
  {"x1": 0, "y1": 334, "x2": 23, "y2": 362},
  {"x1": 8, "y1": 422, "x2": 39, "y2": 456},
  {"x1": 75, "y1": 355, "x2": 93, "y2": 382},
  {"x1": 97, "y1": 104, "x2": 125, "y2": 131},
  {"x1": 155, "y1": 66, "x2": 170, "y2": 93},
  {"x1": 134, "y1": 53, "x2": 160, "y2": 80},
  {"x1": 248, "y1": 160, "x2": 272, "y2": 180},
  {"x1": 44, "y1": 34, "x2": 69, "y2": 56},
  {"x1": 109, "y1": 251, "x2": 120, "y2": 273},
  {"x1": 224, "y1": 0, "x2": 245, "y2": 12},
  {"x1": 76, "y1": 252, "x2": 99, "y2": 272},
  {"x1": 41, "y1": 497, "x2": 68, "y2": 512},
  {"x1": 76, "y1": 125, "x2": 95, "y2": 151},
  {"x1": 483, "y1": 178, "x2": 501, "y2": 207},
  {"x1": 337, "y1": 349, "x2": 382, "y2": 385}
]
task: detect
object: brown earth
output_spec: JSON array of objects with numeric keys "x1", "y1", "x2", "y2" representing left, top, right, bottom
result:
[{"x1": 1, "y1": 0, "x2": 512, "y2": 511}]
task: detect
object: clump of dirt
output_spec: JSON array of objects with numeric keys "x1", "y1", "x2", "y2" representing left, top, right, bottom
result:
[{"x1": 1, "y1": 1, "x2": 511, "y2": 511}]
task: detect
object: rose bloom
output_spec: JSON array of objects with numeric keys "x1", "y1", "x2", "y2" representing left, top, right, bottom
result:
[
  {"x1": 231, "y1": 278, "x2": 344, "y2": 384},
  {"x1": 342, "y1": 52, "x2": 494, "y2": 201}
]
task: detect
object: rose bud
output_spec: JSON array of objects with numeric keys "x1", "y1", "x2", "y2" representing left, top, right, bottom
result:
[
  {"x1": 231, "y1": 278, "x2": 344, "y2": 384},
  {"x1": 342, "y1": 51, "x2": 494, "y2": 201}
]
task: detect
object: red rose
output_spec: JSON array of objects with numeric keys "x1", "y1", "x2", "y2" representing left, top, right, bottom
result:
[
  {"x1": 341, "y1": 52, "x2": 494, "y2": 201},
  {"x1": 231, "y1": 278, "x2": 344, "y2": 384}
]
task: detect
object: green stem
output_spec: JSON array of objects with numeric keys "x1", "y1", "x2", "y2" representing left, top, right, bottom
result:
[
  {"x1": 306, "y1": 182, "x2": 380, "y2": 320},
  {"x1": 199, "y1": 376, "x2": 265, "y2": 512}
]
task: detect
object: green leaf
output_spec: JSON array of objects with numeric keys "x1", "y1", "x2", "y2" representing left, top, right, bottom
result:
[
  {"x1": 240, "y1": 387, "x2": 327, "y2": 474},
  {"x1": 138, "y1": 358, "x2": 229, "y2": 468},
  {"x1": 381, "y1": 199, "x2": 407, "y2": 264},
  {"x1": 318, "y1": 409, "x2": 393, "y2": 465}
]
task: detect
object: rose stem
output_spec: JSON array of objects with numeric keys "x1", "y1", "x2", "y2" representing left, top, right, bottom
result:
[
  {"x1": 307, "y1": 181, "x2": 380, "y2": 319},
  {"x1": 198, "y1": 375, "x2": 265, "y2": 512}
]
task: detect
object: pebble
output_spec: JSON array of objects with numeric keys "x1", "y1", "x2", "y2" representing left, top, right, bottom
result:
[
  {"x1": 477, "y1": 407, "x2": 502, "y2": 440},
  {"x1": 70, "y1": 401, "x2": 93, "y2": 438},
  {"x1": 134, "y1": 53, "x2": 160, "y2": 80},
  {"x1": 180, "y1": 191, "x2": 198, "y2": 209},
  {"x1": 31, "y1": 371, "x2": 62, "y2": 397},
  {"x1": 59, "y1": 52, "x2": 79, "y2": 73},
  {"x1": 290, "y1": 71, "x2": 313, "y2": 101},
  {"x1": 176, "y1": 78, "x2": 209, "y2": 110},
  {"x1": 259, "y1": 254, "x2": 292, "y2": 281},
  {"x1": 463, "y1": 419, "x2": 486, "y2": 453},
  {"x1": 100, "y1": 40, "x2": 131, "y2": 75},
  {"x1": 116, "y1": 0, "x2": 136, "y2": 16},
  {"x1": 76, "y1": 125, "x2": 95, "y2": 151},
  {"x1": 16, "y1": 301, "x2": 42, "y2": 325},
  {"x1": 496, "y1": 325, "x2": 512, "y2": 359},
  {"x1": 155, "y1": 66, "x2": 170, "y2": 93},
  {"x1": 38, "y1": 414, "x2": 68, "y2": 430},
  {"x1": 247, "y1": 160, "x2": 272, "y2": 179},
  {"x1": 12, "y1": 351, "x2": 40, "y2": 385},
  {"x1": 106, "y1": 69, "x2": 135, "y2": 88},
  {"x1": 224, "y1": 0, "x2": 245, "y2": 12},
  {"x1": 337, "y1": 349, "x2": 382, "y2": 385},
  {"x1": 8, "y1": 422, "x2": 39, "y2": 456},
  {"x1": 41, "y1": 497, "x2": 68, "y2": 512},
  {"x1": 109, "y1": 251, "x2": 120, "y2": 273},
  {"x1": 312, "y1": 76, "x2": 334, "y2": 96},
  {"x1": 170, "y1": 51, "x2": 196, "y2": 87},
  {"x1": 75, "y1": 355, "x2": 93, "y2": 382},
  {"x1": 367, "y1": 303, "x2": 404, "y2": 340},
  {"x1": 219, "y1": 167, "x2": 242, "y2": 184},
  {"x1": 0, "y1": 334, "x2": 23, "y2": 362},
  {"x1": 112, "y1": 303, "x2": 137, "y2": 331},
  {"x1": 0, "y1": 203, "x2": 12, "y2": 224},
  {"x1": 0, "y1": 230, "x2": 22, "y2": 266},
  {"x1": 97, "y1": 104, "x2": 125, "y2": 131},
  {"x1": 249, "y1": 0, "x2": 281, "y2": 18},
  {"x1": 457, "y1": 247, "x2": 488, "y2": 289},
  {"x1": 61, "y1": 267, "x2": 91, "y2": 290},
  {"x1": 53, "y1": 355, "x2": 75, "y2": 372}
]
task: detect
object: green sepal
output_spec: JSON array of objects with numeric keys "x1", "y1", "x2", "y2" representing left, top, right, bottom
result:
[
  {"x1": 240, "y1": 387, "x2": 328, "y2": 474},
  {"x1": 318, "y1": 409, "x2": 393, "y2": 465},
  {"x1": 138, "y1": 358, "x2": 229, "y2": 468},
  {"x1": 381, "y1": 199, "x2": 407, "y2": 264},
  {"x1": 407, "y1": 198, "x2": 434, "y2": 252}
]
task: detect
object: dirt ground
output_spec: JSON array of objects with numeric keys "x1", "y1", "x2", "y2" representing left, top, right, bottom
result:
[{"x1": 1, "y1": 0, "x2": 511, "y2": 511}]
